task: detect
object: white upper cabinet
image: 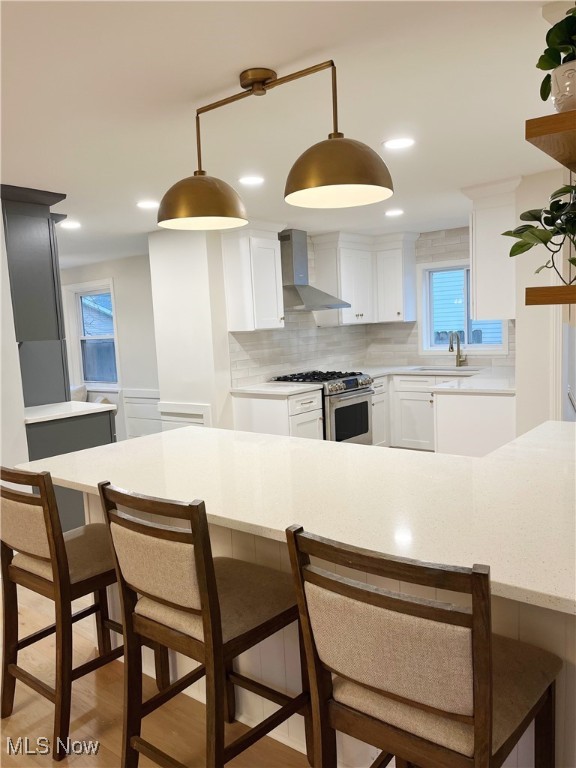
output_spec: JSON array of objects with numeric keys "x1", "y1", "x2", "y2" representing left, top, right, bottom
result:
[
  {"x1": 222, "y1": 230, "x2": 285, "y2": 331},
  {"x1": 339, "y1": 248, "x2": 375, "y2": 325},
  {"x1": 374, "y1": 233, "x2": 417, "y2": 322},
  {"x1": 311, "y1": 232, "x2": 418, "y2": 327},
  {"x1": 462, "y1": 178, "x2": 520, "y2": 321}
]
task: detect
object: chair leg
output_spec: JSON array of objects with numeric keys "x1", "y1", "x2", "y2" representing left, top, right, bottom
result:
[
  {"x1": 153, "y1": 644, "x2": 170, "y2": 690},
  {"x1": 224, "y1": 659, "x2": 236, "y2": 724},
  {"x1": 535, "y1": 681, "x2": 556, "y2": 768},
  {"x1": 205, "y1": 661, "x2": 226, "y2": 768},
  {"x1": 298, "y1": 626, "x2": 314, "y2": 767},
  {"x1": 123, "y1": 631, "x2": 143, "y2": 768},
  {"x1": 53, "y1": 600, "x2": 73, "y2": 761},
  {"x1": 1, "y1": 575, "x2": 18, "y2": 718},
  {"x1": 94, "y1": 589, "x2": 112, "y2": 656}
]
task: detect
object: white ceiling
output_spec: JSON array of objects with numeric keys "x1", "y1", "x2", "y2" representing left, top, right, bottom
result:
[{"x1": 1, "y1": 1, "x2": 557, "y2": 268}]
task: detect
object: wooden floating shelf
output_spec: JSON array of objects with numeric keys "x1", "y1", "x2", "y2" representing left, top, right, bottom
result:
[
  {"x1": 525, "y1": 111, "x2": 576, "y2": 172},
  {"x1": 525, "y1": 285, "x2": 576, "y2": 305}
]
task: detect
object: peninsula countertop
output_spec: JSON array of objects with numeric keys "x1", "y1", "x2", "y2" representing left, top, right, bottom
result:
[
  {"x1": 24, "y1": 400, "x2": 117, "y2": 424},
  {"x1": 17, "y1": 420, "x2": 574, "y2": 615}
]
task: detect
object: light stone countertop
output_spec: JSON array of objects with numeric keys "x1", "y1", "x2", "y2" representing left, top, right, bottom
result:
[
  {"x1": 17, "y1": 420, "x2": 575, "y2": 615},
  {"x1": 230, "y1": 382, "x2": 323, "y2": 397},
  {"x1": 431, "y1": 367, "x2": 515, "y2": 395},
  {"x1": 24, "y1": 401, "x2": 117, "y2": 424}
]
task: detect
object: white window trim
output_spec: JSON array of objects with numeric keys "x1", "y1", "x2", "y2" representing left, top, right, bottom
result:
[
  {"x1": 417, "y1": 260, "x2": 508, "y2": 357},
  {"x1": 62, "y1": 279, "x2": 122, "y2": 386}
]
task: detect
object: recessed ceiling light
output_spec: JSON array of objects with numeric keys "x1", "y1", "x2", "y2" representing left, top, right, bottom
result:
[
  {"x1": 238, "y1": 176, "x2": 264, "y2": 186},
  {"x1": 385, "y1": 209, "x2": 404, "y2": 217},
  {"x1": 382, "y1": 137, "x2": 415, "y2": 150},
  {"x1": 60, "y1": 220, "x2": 81, "y2": 229},
  {"x1": 137, "y1": 200, "x2": 160, "y2": 209}
]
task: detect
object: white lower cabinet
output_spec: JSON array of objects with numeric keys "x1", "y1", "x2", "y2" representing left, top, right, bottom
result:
[
  {"x1": 371, "y1": 376, "x2": 390, "y2": 447},
  {"x1": 232, "y1": 390, "x2": 323, "y2": 439},
  {"x1": 289, "y1": 409, "x2": 324, "y2": 439},
  {"x1": 393, "y1": 391, "x2": 435, "y2": 451}
]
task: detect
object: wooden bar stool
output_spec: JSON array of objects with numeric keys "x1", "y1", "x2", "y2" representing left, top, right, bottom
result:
[
  {"x1": 0, "y1": 466, "x2": 124, "y2": 761},
  {"x1": 286, "y1": 525, "x2": 562, "y2": 768},
  {"x1": 99, "y1": 481, "x2": 311, "y2": 768}
]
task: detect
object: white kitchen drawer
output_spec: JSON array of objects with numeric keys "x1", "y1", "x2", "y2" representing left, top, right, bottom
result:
[
  {"x1": 288, "y1": 391, "x2": 323, "y2": 416},
  {"x1": 124, "y1": 399, "x2": 161, "y2": 420},
  {"x1": 371, "y1": 376, "x2": 389, "y2": 393},
  {"x1": 393, "y1": 375, "x2": 436, "y2": 392},
  {"x1": 435, "y1": 376, "x2": 461, "y2": 385}
]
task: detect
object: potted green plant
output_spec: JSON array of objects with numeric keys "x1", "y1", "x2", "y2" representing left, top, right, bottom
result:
[
  {"x1": 537, "y1": 5, "x2": 576, "y2": 111},
  {"x1": 503, "y1": 184, "x2": 576, "y2": 304}
]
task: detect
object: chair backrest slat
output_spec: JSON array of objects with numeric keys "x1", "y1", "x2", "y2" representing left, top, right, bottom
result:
[
  {"x1": 298, "y1": 531, "x2": 474, "y2": 593},
  {"x1": 287, "y1": 525, "x2": 492, "y2": 758}
]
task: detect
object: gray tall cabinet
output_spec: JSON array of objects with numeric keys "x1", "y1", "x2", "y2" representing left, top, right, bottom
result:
[
  {"x1": 2, "y1": 185, "x2": 70, "y2": 405},
  {"x1": 2, "y1": 184, "x2": 116, "y2": 530}
]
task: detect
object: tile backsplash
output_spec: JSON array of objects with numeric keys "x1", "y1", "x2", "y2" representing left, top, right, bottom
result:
[{"x1": 229, "y1": 228, "x2": 515, "y2": 387}]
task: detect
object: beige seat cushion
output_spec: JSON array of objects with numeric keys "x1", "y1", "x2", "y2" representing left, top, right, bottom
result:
[
  {"x1": 134, "y1": 557, "x2": 296, "y2": 643},
  {"x1": 12, "y1": 524, "x2": 115, "y2": 584},
  {"x1": 332, "y1": 634, "x2": 562, "y2": 758}
]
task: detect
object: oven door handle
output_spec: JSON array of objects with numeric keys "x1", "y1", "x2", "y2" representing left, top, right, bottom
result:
[{"x1": 329, "y1": 389, "x2": 374, "y2": 403}]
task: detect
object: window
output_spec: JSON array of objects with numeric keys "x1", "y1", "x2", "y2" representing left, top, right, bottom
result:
[
  {"x1": 421, "y1": 265, "x2": 506, "y2": 353},
  {"x1": 77, "y1": 290, "x2": 118, "y2": 383}
]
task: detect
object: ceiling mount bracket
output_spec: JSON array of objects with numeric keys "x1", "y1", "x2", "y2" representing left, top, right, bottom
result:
[{"x1": 239, "y1": 68, "x2": 277, "y2": 95}]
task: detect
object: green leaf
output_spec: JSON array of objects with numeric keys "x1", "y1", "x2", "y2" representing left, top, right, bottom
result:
[
  {"x1": 566, "y1": 7, "x2": 576, "y2": 15},
  {"x1": 549, "y1": 185, "x2": 576, "y2": 200},
  {"x1": 519, "y1": 209, "x2": 543, "y2": 222},
  {"x1": 522, "y1": 228, "x2": 555, "y2": 245},
  {"x1": 548, "y1": 16, "x2": 576, "y2": 48},
  {"x1": 541, "y1": 73, "x2": 552, "y2": 101},
  {"x1": 537, "y1": 52, "x2": 560, "y2": 70},
  {"x1": 510, "y1": 240, "x2": 534, "y2": 257}
]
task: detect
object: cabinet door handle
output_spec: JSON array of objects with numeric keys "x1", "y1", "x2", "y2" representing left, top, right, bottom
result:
[
  {"x1": 280, "y1": 316, "x2": 285, "y2": 321},
  {"x1": 397, "y1": 311, "x2": 401, "y2": 316},
  {"x1": 299, "y1": 400, "x2": 315, "y2": 405}
]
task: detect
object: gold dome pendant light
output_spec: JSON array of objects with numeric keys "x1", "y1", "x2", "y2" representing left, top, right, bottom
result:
[
  {"x1": 158, "y1": 109, "x2": 249, "y2": 230},
  {"x1": 158, "y1": 62, "x2": 393, "y2": 230},
  {"x1": 285, "y1": 65, "x2": 393, "y2": 208}
]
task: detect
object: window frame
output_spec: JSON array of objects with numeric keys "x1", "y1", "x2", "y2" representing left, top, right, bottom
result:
[
  {"x1": 63, "y1": 279, "x2": 122, "y2": 388},
  {"x1": 417, "y1": 260, "x2": 508, "y2": 356}
]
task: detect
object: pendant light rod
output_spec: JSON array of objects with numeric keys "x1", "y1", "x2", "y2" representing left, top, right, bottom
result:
[{"x1": 193, "y1": 60, "x2": 339, "y2": 173}]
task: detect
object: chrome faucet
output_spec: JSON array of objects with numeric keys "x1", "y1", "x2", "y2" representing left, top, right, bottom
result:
[{"x1": 448, "y1": 331, "x2": 467, "y2": 367}]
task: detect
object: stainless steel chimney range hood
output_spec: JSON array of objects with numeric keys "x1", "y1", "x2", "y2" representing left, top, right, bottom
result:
[{"x1": 279, "y1": 229, "x2": 350, "y2": 311}]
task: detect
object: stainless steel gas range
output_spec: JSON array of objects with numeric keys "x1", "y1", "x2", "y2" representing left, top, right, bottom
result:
[{"x1": 272, "y1": 370, "x2": 374, "y2": 444}]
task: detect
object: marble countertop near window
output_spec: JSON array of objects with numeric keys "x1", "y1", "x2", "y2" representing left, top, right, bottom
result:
[
  {"x1": 17, "y1": 420, "x2": 575, "y2": 614},
  {"x1": 430, "y1": 367, "x2": 515, "y2": 395},
  {"x1": 24, "y1": 401, "x2": 117, "y2": 424}
]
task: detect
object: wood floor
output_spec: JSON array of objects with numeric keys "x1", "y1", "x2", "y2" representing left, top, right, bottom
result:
[{"x1": 1, "y1": 588, "x2": 310, "y2": 768}]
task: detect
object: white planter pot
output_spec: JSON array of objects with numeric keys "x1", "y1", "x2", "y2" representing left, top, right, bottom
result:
[{"x1": 551, "y1": 60, "x2": 576, "y2": 113}]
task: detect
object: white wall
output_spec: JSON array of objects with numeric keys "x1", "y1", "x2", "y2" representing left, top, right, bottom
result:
[
  {"x1": 0, "y1": 219, "x2": 29, "y2": 467},
  {"x1": 148, "y1": 230, "x2": 233, "y2": 429},
  {"x1": 514, "y1": 169, "x2": 564, "y2": 435},
  {"x1": 60, "y1": 254, "x2": 159, "y2": 391}
]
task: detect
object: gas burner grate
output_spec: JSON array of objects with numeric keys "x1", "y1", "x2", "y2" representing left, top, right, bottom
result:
[{"x1": 272, "y1": 370, "x2": 363, "y2": 383}]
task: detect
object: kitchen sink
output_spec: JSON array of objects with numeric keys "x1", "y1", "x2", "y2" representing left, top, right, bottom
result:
[{"x1": 411, "y1": 366, "x2": 483, "y2": 376}]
